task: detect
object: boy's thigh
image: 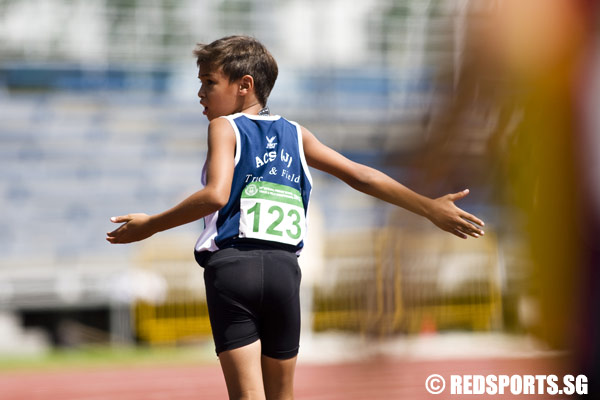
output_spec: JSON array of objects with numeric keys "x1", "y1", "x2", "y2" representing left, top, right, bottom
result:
[
  {"x1": 261, "y1": 354, "x2": 297, "y2": 399},
  {"x1": 260, "y1": 250, "x2": 302, "y2": 360},
  {"x1": 204, "y1": 248, "x2": 263, "y2": 354},
  {"x1": 218, "y1": 340, "x2": 266, "y2": 399}
]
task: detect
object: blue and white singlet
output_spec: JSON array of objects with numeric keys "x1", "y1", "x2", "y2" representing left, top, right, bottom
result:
[{"x1": 195, "y1": 113, "x2": 313, "y2": 255}]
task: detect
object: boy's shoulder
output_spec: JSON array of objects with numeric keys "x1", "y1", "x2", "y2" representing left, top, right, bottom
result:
[
  {"x1": 207, "y1": 115, "x2": 235, "y2": 131},
  {"x1": 218, "y1": 112, "x2": 301, "y2": 127}
]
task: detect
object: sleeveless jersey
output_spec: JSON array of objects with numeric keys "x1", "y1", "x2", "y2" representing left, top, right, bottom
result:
[{"x1": 195, "y1": 113, "x2": 313, "y2": 255}]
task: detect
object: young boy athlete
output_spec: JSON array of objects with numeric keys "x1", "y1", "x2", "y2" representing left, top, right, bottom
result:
[{"x1": 107, "y1": 35, "x2": 485, "y2": 400}]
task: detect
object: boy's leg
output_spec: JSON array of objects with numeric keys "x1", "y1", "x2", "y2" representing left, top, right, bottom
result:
[
  {"x1": 218, "y1": 340, "x2": 266, "y2": 400},
  {"x1": 259, "y1": 250, "x2": 301, "y2": 400},
  {"x1": 261, "y1": 355, "x2": 297, "y2": 400}
]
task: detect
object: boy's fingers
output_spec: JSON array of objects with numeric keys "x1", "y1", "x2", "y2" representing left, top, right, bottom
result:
[
  {"x1": 463, "y1": 212, "x2": 484, "y2": 227},
  {"x1": 107, "y1": 223, "x2": 127, "y2": 239},
  {"x1": 460, "y1": 219, "x2": 484, "y2": 236},
  {"x1": 461, "y1": 212, "x2": 485, "y2": 230},
  {"x1": 107, "y1": 232, "x2": 125, "y2": 244},
  {"x1": 110, "y1": 215, "x2": 131, "y2": 223},
  {"x1": 451, "y1": 229, "x2": 468, "y2": 239},
  {"x1": 450, "y1": 189, "x2": 469, "y2": 201},
  {"x1": 454, "y1": 225, "x2": 481, "y2": 239},
  {"x1": 467, "y1": 212, "x2": 484, "y2": 227},
  {"x1": 107, "y1": 229, "x2": 118, "y2": 238},
  {"x1": 106, "y1": 232, "x2": 117, "y2": 243}
]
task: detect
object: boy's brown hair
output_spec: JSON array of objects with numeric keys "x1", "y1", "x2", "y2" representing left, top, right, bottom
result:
[{"x1": 194, "y1": 36, "x2": 278, "y2": 107}]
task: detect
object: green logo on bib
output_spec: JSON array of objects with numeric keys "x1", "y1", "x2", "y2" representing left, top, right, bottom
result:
[{"x1": 244, "y1": 183, "x2": 259, "y2": 197}]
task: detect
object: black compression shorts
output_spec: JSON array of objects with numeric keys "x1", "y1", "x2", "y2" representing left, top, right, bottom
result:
[{"x1": 200, "y1": 247, "x2": 302, "y2": 359}]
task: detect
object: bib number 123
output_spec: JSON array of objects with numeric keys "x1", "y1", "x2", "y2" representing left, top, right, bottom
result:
[{"x1": 239, "y1": 181, "x2": 306, "y2": 246}]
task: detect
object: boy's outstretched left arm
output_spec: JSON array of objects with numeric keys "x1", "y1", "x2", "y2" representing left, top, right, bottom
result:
[{"x1": 301, "y1": 127, "x2": 485, "y2": 239}]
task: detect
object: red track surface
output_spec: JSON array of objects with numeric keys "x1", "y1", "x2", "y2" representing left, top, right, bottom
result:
[{"x1": 0, "y1": 356, "x2": 575, "y2": 399}]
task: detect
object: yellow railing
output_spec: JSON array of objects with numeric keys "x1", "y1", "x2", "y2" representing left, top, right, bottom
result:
[
  {"x1": 135, "y1": 300, "x2": 211, "y2": 345},
  {"x1": 311, "y1": 228, "x2": 503, "y2": 335}
]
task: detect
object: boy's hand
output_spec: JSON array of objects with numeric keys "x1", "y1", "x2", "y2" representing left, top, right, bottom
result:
[
  {"x1": 106, "y1": 213, "x2": 156, "y2": 244},
  {"x1": 427, "y1": 189, "x2": 485, "y2": 239}
]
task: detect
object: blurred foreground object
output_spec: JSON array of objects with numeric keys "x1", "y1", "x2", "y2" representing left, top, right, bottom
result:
[{"x1": 409, "y1": 0, "x2": 599, "y2": 391}]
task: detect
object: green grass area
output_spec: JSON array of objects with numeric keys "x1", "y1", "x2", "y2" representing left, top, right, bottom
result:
[{"x1": 0, "y1": 342, "x2": 218, "y2": 371}]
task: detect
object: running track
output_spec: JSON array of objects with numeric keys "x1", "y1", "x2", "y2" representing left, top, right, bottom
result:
[{"x1": 0, "y1": 356, "x2": 576, "y2": 399}]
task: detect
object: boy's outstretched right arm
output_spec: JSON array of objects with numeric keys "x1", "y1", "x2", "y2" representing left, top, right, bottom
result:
[
  {"x1": 301, "y1": 126, "x2": 485, "y2": 239},
  {"x1": 106, "y1": 118, "x2": 236, "y2": 244}
]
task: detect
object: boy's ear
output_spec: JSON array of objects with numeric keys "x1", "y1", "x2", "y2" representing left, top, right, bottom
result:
[{"x1": 238, "y1": 75, "x2": 254, "y2": 95}]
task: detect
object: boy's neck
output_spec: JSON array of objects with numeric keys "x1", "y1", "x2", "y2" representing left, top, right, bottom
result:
[{"x1": 238, "y1": 101, "x2": 263, "y2": 116}]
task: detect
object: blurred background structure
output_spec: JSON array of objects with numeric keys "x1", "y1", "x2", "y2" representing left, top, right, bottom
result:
[{"x1": 0, "y1": 0, "x2": 598, "y2": 393}]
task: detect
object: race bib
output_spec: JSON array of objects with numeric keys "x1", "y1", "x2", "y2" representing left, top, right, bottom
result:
[{"x1": 239, "y1": 181, "x2": 306, "y2": 246}]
